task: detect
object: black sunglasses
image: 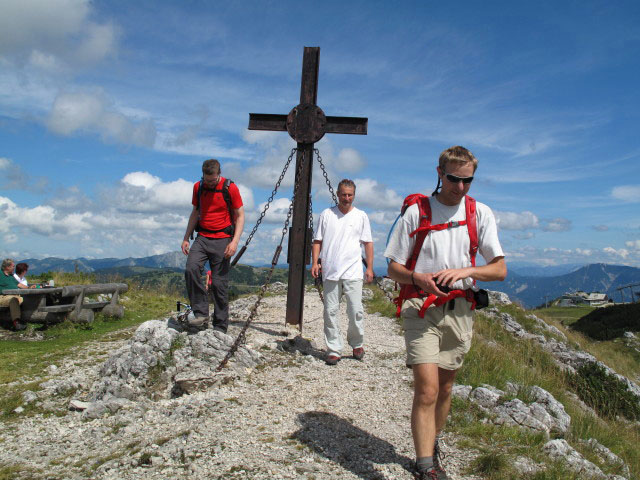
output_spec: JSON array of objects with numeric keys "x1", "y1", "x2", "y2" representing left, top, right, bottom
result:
[{"x1": 444, "y1": 172, "x2": 474, "y2": 184}]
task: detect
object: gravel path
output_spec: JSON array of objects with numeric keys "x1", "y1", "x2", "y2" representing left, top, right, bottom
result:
[{"x1": 1, "y1": 290, "x2": 481, "y2": 479}]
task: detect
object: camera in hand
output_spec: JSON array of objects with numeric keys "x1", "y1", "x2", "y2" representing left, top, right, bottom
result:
[{"x1": 436, "y1": 283, "x2": 451, "y2": 293}]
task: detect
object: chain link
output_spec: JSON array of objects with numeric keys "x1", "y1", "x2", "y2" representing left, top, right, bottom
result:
[
  {"x1": 241, "y1": 148, "x2": 297, "y2": 250},
  {"x1": 314, "y1": 148, "x2": 337, "y2": 206},
  {"x1": 216, "y1": 150, "x2": 307, "y2": 372},
  {"x1": 308, "y1": 194, "x2": 325, "y2": 304}
]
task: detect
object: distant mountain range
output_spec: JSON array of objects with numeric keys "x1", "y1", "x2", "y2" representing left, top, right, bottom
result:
[
  {"x1": 16, "y1": 254, "x2": 640, "y2": 309},
  {"x1": 480, "y1": 263, "x2": 640, "y2": 308},
  {"x1": 21, "y1": 252, "x2": 186, "y2": 274}
]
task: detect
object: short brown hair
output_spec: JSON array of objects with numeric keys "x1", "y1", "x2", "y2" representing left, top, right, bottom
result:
[
  {"x1": 202, "y1": 159, "x2": 221, "y2": 175},
  {"x1": 439, "y1": 146, "x2": 478, "y2": 172},
  {"x1": 337, "y1": 179, "x2": 356, "y2": 193},
  {"x1": 15, "y1": 263, "x2": 28, "y2": 275}
]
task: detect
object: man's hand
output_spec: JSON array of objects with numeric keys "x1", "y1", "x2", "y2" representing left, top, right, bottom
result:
[
  {"x1": 432, "y1": 267, "x2": 473, "y2": 289},
  {"x1": 224, "y1": 240, "x2": 238, "y2": 259},
  {"x1": 181, "y1": 240, "x2": 190, "y2": 256},
  {"x1": 412, "y1": 271, "x2": 449, "y2": 297},
  {"x1": 365, "y1": 268, "x2": 374, "y2": 284},
  {"x1": 311, "y1": 263, "x2": 321, "y2": 279}
]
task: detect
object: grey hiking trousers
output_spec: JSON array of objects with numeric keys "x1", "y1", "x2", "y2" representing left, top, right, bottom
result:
[{"x1": 185, "y1": 235, "x2": 231, "y2": 331}]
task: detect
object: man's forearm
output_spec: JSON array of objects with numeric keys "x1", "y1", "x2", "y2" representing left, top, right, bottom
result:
[
  {"x1": 470, "y1": 257, "x2": 507, "y2": 282},
  {"x1": 183, "y1": 209, "x2": 199, "y2": 241},
  {"x1": 311, "y1": 241, "x2": 321, "y2": 265},
  {"x1": 232, "y1": 210, "x2": 245, "y2": 244},
  {"x1": 364, "y1": 242, "x2": 374, "y2": 269},
  {"x1": 387, "y1": 260, "x2": 413, "y2": 284}
]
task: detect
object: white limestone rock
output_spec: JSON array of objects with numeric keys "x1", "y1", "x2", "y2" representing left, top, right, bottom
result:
[{"x1": 544, "y1": 439, "x2": 605, "y2": 478}]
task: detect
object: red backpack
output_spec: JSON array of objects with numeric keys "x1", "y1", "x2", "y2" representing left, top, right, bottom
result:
[{"x1": 393, "y1": 194, "x2": 479, "y2": 318}]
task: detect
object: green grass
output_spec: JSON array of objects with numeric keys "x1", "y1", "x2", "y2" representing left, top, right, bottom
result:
[
  {"x1": 532, "y1": 305, "x2": 596, "y2": 326},
  {"x1": 363, "y1": 283, "x2": 397, "y2": 318},
  {"x1": 536, "y1": 306, "x2": 640, "y2": 389},
  {"x1": 450, "y1": 305, "x2": 640, "y2": 479}
]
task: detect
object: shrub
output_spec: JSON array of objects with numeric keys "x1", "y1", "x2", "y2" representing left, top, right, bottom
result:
[
  {"x1": 568, "y1": 361, "x2": 640, "y2": 421},
  {"x1": 571, "y1": 303, "x2": 640, "y2": 340}
]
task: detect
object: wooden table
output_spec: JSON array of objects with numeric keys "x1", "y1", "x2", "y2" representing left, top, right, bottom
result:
[{"x1": 0, "y1": 283, "x2": 128, "y2": 324}]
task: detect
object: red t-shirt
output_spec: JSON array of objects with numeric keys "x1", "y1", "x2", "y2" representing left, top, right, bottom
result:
[{"x1": 192, "y1": 177, "x2": 243, "y2": 238}]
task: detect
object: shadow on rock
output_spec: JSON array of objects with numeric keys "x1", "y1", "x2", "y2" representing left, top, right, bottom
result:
[
  {"x1": 276, "y1": 335, "x2": 325, "y2": 360},
  {"x1": 292, "y1": 411, "x2": 413, "y2": 479}
]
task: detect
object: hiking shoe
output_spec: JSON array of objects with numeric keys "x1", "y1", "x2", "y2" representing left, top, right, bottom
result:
[
  {"x1": 352, "y1": 347, "x2": 365, "y2": 360},
  {"x1": 188, "y1": 315, "x2": 208, "y2": 328},
  {"x1": 433, "y1": 438, "x2": 449, "y2": 480},
  {"x1": 325, "y1": 354, "x2": 341, "y2": 365},
  {"x1": 413, "y1": 467, "x2": 438, "y2": 480}
]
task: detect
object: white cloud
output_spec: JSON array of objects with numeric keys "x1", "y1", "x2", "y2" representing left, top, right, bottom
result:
[
  {"x1": 352, "y1": 178, "x2": 403, "y2": 209},
  {"x1": 495, "y1": 211, "x2": 539, "y2": 231},
  {"x1": 603, "y1": 247, "x2": 629, "y2": 259},
  {"x1": 0, "y1": 0, "x2": 117, "y2": 68},
  {"x1": 611, "y1": 185, "x2": 640, "y2": 203},
  {"x1": 336, "y1": 148, "x2": 365, "y2": 174},
  {"x1": 368, "y1": 210, "x2": 400, "y2": 225},
  {"x1": 0, "y1": 157, "x2": 49, "y2": 192},
  {"x1": 625, "y1": 240, "x2": 640, "y2": 250},
  {"x1": 47, "y1": 91, "x2": 156, "y2": 147},
  {"x1": 592, "y1": 225, "x2": 609, "y2": 232},
  {"x1": 114, "y1": 172, "x2": 192, "y2": 212},
  {"x1": 542, "y1": 218, "x2": 571, "y2": 232}
]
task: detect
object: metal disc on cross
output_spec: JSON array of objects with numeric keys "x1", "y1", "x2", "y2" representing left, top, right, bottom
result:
[{"x1": 248, "y1": 46, "x2": 367, "y2": 329}]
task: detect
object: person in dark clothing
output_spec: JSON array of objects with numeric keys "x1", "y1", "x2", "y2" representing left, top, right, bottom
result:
[{"x1": 181, "y1": 159, "x2": 244, "y2": 332}]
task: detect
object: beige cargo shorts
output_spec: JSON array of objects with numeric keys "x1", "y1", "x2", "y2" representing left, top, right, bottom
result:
[{"x1": 401, "y1": 296, "x2": 474, "y2": 370}]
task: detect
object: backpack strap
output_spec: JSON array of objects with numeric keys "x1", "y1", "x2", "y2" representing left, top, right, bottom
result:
[
  {"x1": 394, "y1": 196, "x2": 432, "y2": 316},
  {"x1": 465, "y1": 195, "x2": 478, "y2": 269}
]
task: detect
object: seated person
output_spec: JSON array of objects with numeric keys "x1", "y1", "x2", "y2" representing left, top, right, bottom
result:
[
  {"x1": 0, "y1": 258, "x2": 35, "y2": 330},
  {"x1": 13, "y1": 262, "x2": 29, "y2": 286}
]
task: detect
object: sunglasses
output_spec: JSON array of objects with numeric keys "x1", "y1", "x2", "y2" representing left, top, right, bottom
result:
[{"x1": 443, "y1": 172, "x2": 474, "y2": 184}]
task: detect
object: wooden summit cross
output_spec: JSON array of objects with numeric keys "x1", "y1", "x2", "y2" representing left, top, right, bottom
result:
[{"x1": 248, "y1": 46, "x2": 368, "y2": 328}]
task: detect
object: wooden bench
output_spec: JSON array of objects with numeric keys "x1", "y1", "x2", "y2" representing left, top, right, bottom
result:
[{"x1": 0, "y1": 283, "x2": 128, "y2": 325}]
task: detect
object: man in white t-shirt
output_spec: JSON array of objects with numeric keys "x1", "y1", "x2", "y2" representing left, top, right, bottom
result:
[
  {"x1": 311, "y1": 179, "x2": 374, "y2": 366},
  {"x1": 384, "y1": 146, "x2": 506, "y2": 480}
]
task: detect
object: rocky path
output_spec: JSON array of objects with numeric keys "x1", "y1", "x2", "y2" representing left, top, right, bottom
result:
[{"x1": 0, "y1": 290, "x2": 481, "y2": 480}]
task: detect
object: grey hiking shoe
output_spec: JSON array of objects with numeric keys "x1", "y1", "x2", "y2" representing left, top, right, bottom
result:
[
  {"x1": 413, "y1": 467, "x2": 438, "y2": 480},
  {"x1": 188, "y1": 315, "x2": 208, "y2": 327},
  {"x1": 433, "y1": 437, "x2": 449, "y2": 480}
]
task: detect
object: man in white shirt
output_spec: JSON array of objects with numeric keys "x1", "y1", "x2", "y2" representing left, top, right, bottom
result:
[
  {"x1": 311, "y1": 179, "x2": 374, "y2": 366},
  {"x1": 384, "y1": 146, "x2": 506, "y2": 480}
]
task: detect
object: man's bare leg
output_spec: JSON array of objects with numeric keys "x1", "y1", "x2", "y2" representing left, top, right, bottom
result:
[
  {"x1": 411, "y1": 363, "x2": 440, "y2": 458},
  {"x1": 435, "y1": 367, "x2": 458, "y2": 435}
]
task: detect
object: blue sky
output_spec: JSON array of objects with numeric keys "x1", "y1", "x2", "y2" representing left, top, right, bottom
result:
[{"x1": 1, "y1": 0, "x2": 639, "y2": 270}]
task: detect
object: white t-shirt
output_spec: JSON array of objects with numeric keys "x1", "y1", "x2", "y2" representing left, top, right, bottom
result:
[
  {"x1": 384, "y1": 196, "x2": 504, "y2": 290},
  {"x1": 14, "y1": 273, "x2": 28, "y2": 286},
  {"x1": 314, "y1": 206, "x2": 373, "y2": 281}
]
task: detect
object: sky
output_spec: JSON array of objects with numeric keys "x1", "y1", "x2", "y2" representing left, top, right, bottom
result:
[{"x1": 1, "y1": 0, "x2": 640, "y2": 270}]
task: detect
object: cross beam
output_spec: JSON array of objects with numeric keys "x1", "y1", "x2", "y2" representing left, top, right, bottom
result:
[{"x1": 248, "y1": 47, "x2": 367, "y2": 328}]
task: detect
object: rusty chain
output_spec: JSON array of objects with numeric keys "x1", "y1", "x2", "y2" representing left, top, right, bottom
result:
[
  {"x1": 216, "y1": 150, "x2": 307, "y2": 372},
  {"x1": 237, "y1": 147, "x2": 297, "y2": 253},
  {"x1": 314, "y1": 148, "x2": 337, "y2": 206},
  {"x1": 308, "y1": 193, "x2": 325, "y2": 304}
]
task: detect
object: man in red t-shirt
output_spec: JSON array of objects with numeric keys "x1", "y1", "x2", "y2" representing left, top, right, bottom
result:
[{"x1": 182, "y1": 159, "x2": 244, "y2": 332}]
